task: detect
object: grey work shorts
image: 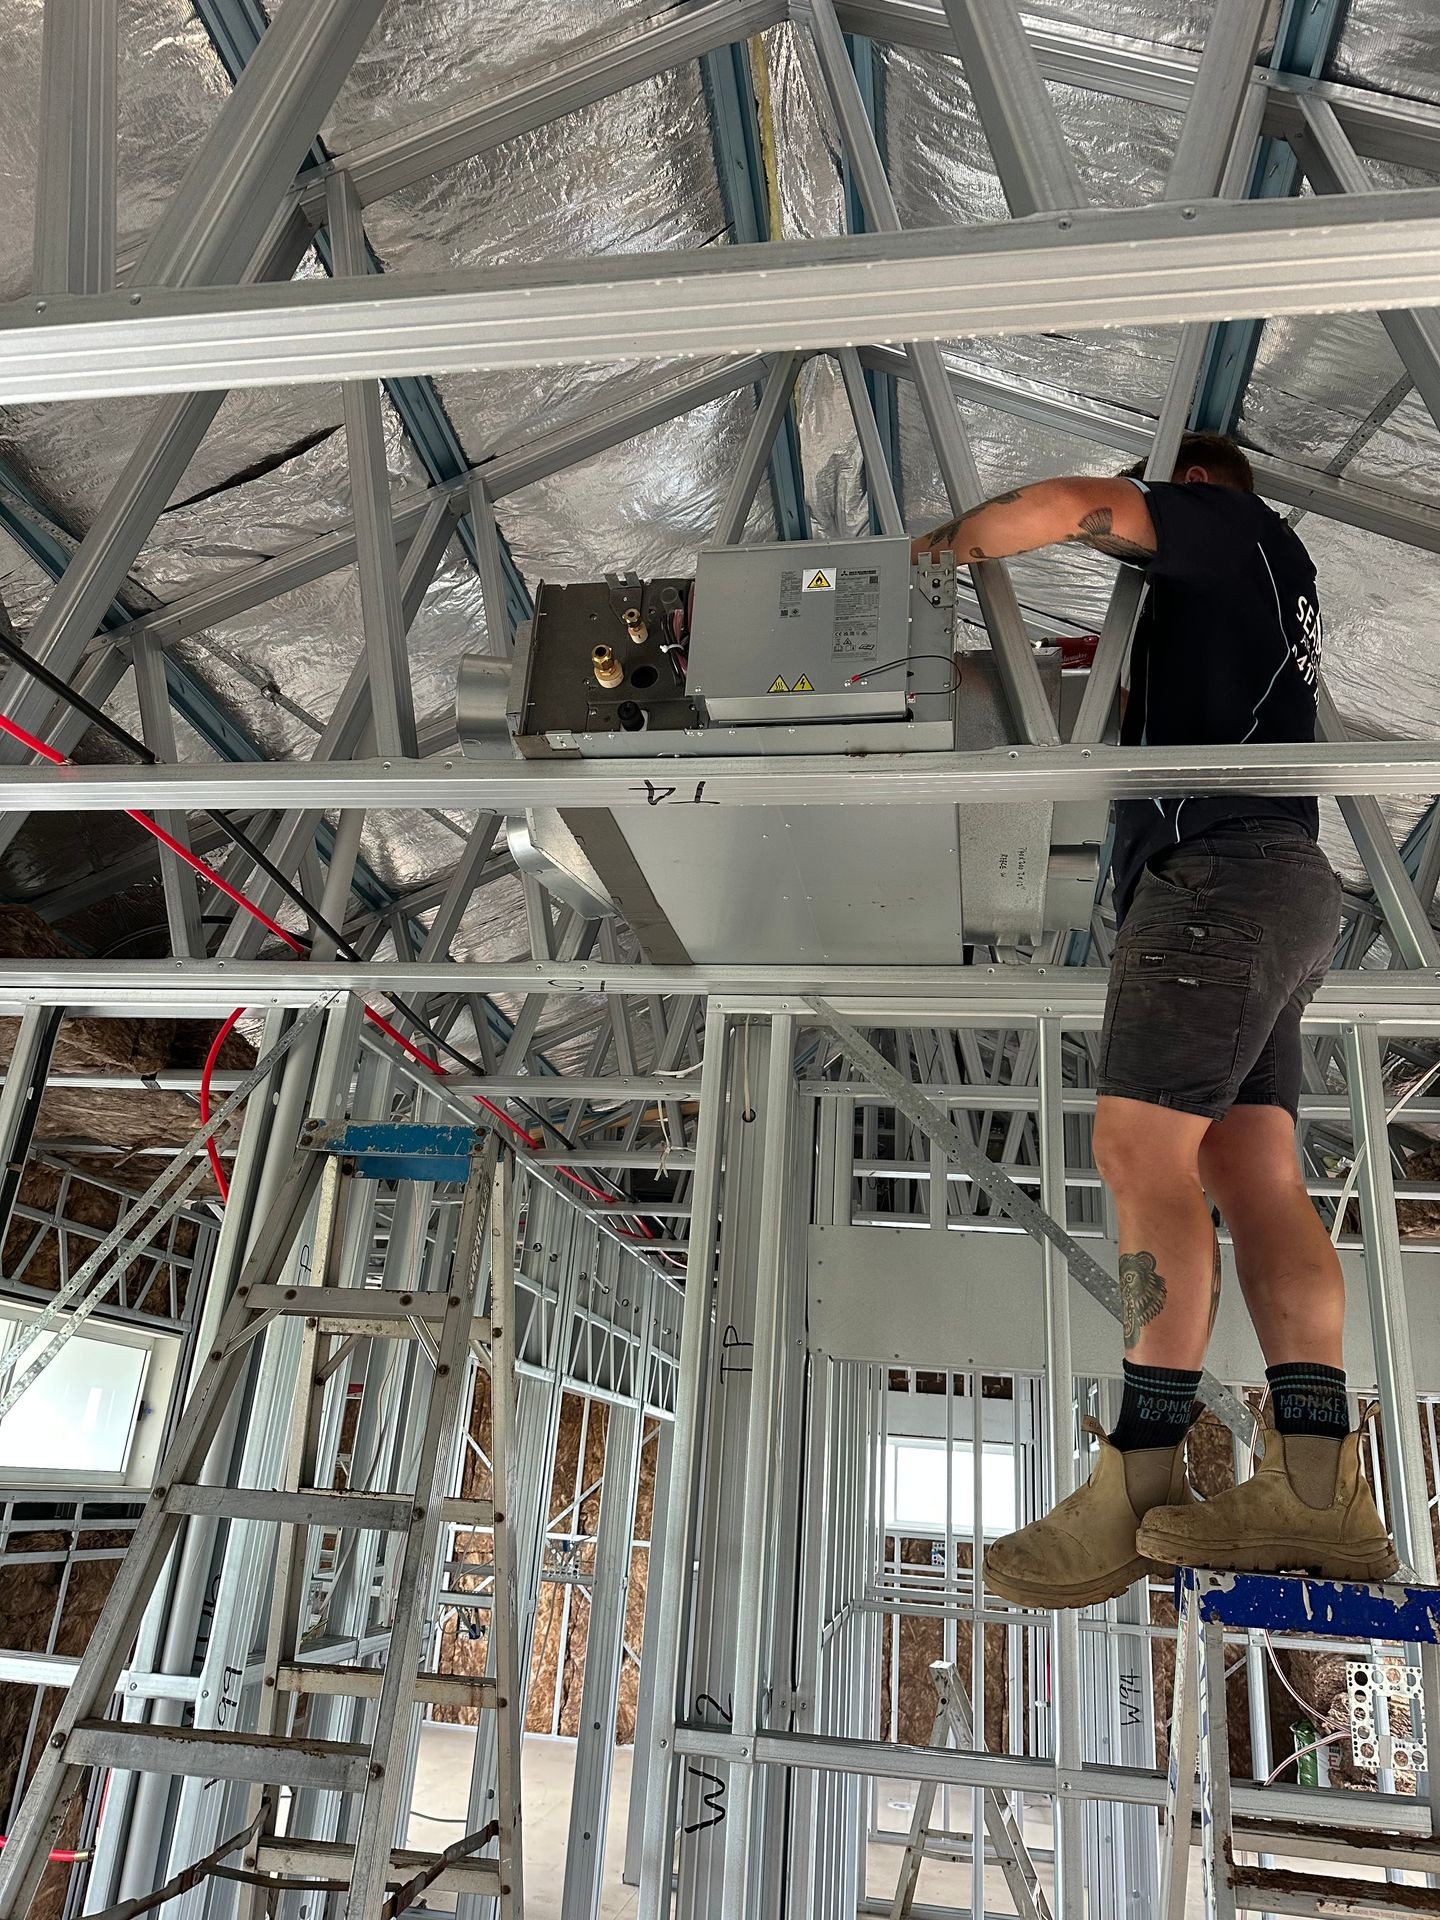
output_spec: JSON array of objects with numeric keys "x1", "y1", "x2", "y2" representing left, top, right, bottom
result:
[{"x1": 1096, "y1": 820, "x2": 1343, "y2": 1123}]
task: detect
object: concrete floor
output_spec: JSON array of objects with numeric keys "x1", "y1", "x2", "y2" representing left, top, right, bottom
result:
[
  {"x1": 406, "y1": 1725, "x2": 636, "y2": 1916},
  {"x1": 404, "y1": 1727, "x2": 1401, "y2": 1916},
  {"x1": 405, "y1": 1730, "x2": 1055, "y2": 1914}
]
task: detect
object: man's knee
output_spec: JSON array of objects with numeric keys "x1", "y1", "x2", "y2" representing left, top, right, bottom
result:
[
  {"x1": 1093, "y1": 1097, "x2": 1206, "y2": 1197},
  {"x1": 1199, "y1": 1106, "x2": 1307, "y2": 1209}
]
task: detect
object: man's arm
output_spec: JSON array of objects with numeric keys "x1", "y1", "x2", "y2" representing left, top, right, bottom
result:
[{"x1": 911, "y1": 477, "x2": 1156, "y2": 566}]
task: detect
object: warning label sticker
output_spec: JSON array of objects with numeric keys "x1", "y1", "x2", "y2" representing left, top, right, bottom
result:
[
  {"x1": 767, "y1": 675, "x2": 790, "y2": 694},
  {"x1": 832, "y1": 566, "x2": 881, "y2": 659},
  {"x1": 778, "y1": 568, "x2": 802, "y2": 622},
  {"x1": 802, "y1": 567, "x2": 834, "y2": 592},
  {"x1": 793, "y1": 674, "x2": 815, "y2": 692}
]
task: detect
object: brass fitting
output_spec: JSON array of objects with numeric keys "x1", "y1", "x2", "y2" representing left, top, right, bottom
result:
[
  {"x1": 592, "y1": 643, "x2": 624, "y2": 690},
  {"x1": 623, "y1": 606, "x2": 649, "y2": 645}
]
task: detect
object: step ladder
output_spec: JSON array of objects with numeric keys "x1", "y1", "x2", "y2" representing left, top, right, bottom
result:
[
  {"x1": 1163, "y1": 1568, "x2": 1440, "y2": 1918},
  {"x1": 890, "y1": 1660, "x2": 1053, "y2": 1920},
  {"x1": 0, "y1": 1122, "x2": 525, "y2": 1919}
]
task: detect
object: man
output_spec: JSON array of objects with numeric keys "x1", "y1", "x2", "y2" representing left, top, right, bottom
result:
[{"x1": 912, "y1": 432, "x2": 1396, "y2": 1610}]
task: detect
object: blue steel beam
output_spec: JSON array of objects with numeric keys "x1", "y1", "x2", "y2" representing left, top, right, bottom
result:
[
  {"x1": 1190, "y1": 0, "x2": 1352, "y2": 434},
  {"x1": 699, "y1": 40, "x2": 808, "y2": 539},
  {"x1": 840, "y1": 36, "x2": 904, "y2": 532}
]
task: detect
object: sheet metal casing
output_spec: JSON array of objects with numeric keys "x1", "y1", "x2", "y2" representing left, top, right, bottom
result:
[
  {"x1": 468, "y1": 542, "x2": 1105, "y2": 960},
  {"x1": 686, "y1": 536, "x2": 915, "y2": 724}
]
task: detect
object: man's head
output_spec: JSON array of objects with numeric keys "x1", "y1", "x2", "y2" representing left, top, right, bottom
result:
[{"x1": 1122, "y1": 431, "x2": 1254, "y2": 492}]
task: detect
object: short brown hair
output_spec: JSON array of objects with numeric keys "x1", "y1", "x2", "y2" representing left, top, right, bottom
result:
[{"x1": 1121, "y1": 431, "x2": 1255, "y2": 492}]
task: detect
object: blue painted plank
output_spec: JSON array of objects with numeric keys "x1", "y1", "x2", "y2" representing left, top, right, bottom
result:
[
  {"x1": 1184, "y1": 1568, "x2": 1440, "y2": 1643},
  {"x1": 321, "y1": 1120, "x2": 486, "y2": 1181}
]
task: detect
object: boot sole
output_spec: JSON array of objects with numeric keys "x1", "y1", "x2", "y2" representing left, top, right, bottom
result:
[
  {"x1": 983, "y1": 1555, "x2": 1171, "y2": 1612},
  {"x1": 1135, "y1": 1528, "x2": 1399, "y2": 1583}
]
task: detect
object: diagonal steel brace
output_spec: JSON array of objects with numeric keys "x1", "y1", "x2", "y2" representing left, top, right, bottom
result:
[{"x1": 806, "y1": 996, "x2": 1254, "y2": 1440}]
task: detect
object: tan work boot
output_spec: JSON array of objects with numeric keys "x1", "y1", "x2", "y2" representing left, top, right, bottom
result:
[
  {"x1": 1136, "y1": 1411, "x2": 1398, "y2": 1581},
  {"x1": 983, "y1": 1418, "x2": 1190, "y2": 1610}
]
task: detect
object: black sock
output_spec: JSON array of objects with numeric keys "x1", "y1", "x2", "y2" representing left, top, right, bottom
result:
[
  {"x1": 1109, "y1": 1361, "x2": 1202, "y2": 1452},
  {"x1": 1267, "y1": 1363, "x2": 1349, "y2": 1439}
]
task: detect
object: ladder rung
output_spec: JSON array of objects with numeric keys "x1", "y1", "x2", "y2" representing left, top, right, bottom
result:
[
  {"x1": 440, "y1": 1498, "x2": 495, "y2": 1527},
  {"x1": 243, "y1": 1284, "x2": 480, "y2": 1335},
  {"x1": 256, "y1": 1837, "x2": 502, "y2": 1895},
  {"x1": 1231, "y1": 1865, "x2": 1440, "y2": 1916},
  {"x1": 277, "y1": 1663, "x2": 498, "y2": 1709},
  {"x1": 66, "y1": 1720, "x2": 372, "y2": 1794},
  {"x1": 1231, "y1": 1821, "x2": 1440, "y2": 1878},
  {"x1": 166, "y1": 1485, "x2": 415, "y2": 1530}
]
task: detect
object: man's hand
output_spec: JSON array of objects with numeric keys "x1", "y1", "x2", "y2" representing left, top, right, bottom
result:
[{"x1": 911, "y1": 477, "x2": 1156, "y2": 567}]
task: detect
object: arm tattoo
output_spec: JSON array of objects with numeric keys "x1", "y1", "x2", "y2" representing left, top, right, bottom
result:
[
  {"x1": 1207, "y1": 1232, "x2": 1222, "y2": 1338},
  {"x1": 919, "y1": 487, "x2": 1028, "y2": 555},
  {"x1": 1118, "y1": 1250, "x2": 1167, "y2": 1350},
  {"x1": 1062, "y1": 505, "x2": 1153, "y2": 564}
]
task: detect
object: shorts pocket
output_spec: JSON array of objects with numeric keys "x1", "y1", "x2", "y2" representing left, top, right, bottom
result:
[
  {"x1": 1141, "y1": 842, "x2": 1215, "y2": 901},
  {"x1": 1122, "y1": 907, "x2": 1262, "y2": 952},
  {"x1": 1258, "y1": 840, "x2": 1331, "y2": 872},
  {"x1": 1100, "y1": 946, "x2": 1250, "y2": 1102}
]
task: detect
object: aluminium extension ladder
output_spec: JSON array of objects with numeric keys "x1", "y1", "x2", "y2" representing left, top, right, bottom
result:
[
  {"x1": 1164, "y1": 1567, "x2": 1440, "y2": 1918},
  {"x1": 0, "y1": 1122, "x2": 524, "y2": 1919},
  {"x1": 890, "y1": 1660, "x2": 1053, "y2": 1920}
]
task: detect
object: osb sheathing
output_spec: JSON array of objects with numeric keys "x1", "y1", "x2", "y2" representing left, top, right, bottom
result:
[
  {"x1": 433, "y1": 1383, "x2": 655, "y2": 1742},
  {"x1": 1400, "y1": 1142, "x2": 1440, "y2": 1237},
  {"x1": 880, "y1": 1539, "x2": 1010, "y2": 1752},
  {"x1": 1, "y1": 1160, "x2": 198, "y2": 1319}
]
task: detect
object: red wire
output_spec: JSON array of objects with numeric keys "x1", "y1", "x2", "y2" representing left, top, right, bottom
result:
[
  {"x1": 5, "y1": 713, "x2": 656, "y2": 1234},
  {"x1": 199, "y1": 1009, "x2": 244, "y2": 1202}
]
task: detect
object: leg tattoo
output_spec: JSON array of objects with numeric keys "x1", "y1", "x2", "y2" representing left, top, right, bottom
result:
[
  {"x1": 1119, "y1": 1250, "x2": 1167, "y2": 1350},
  {"x1": 1207, "y1": 1230, "x2": 1222, "y2": 1339}
]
